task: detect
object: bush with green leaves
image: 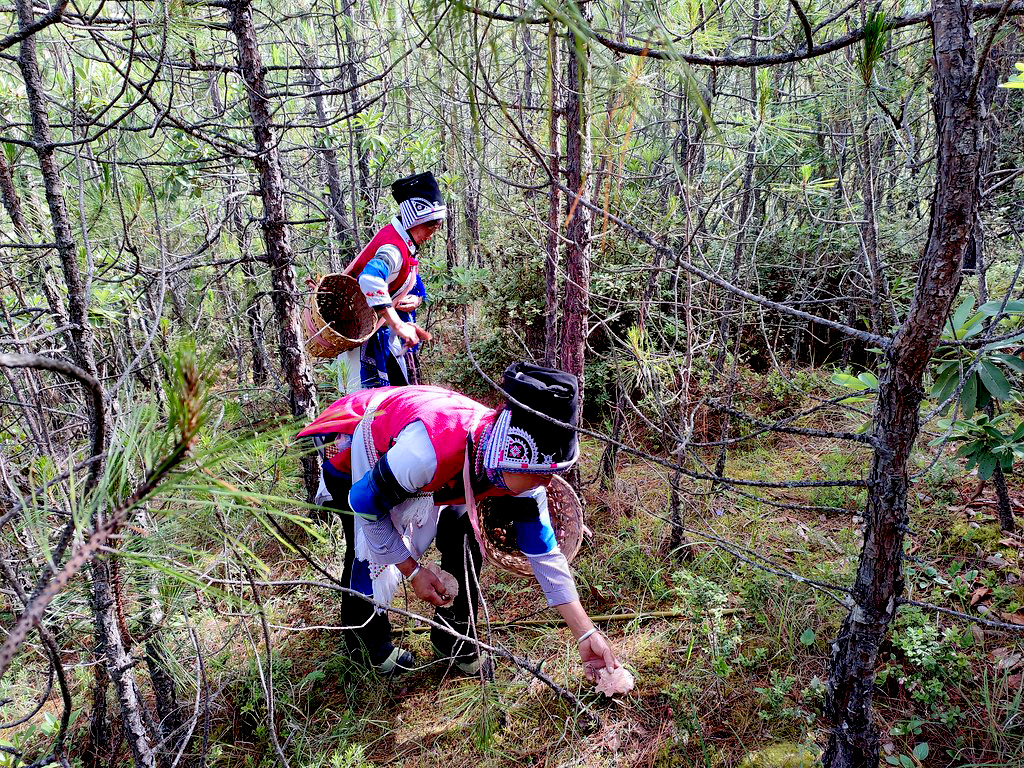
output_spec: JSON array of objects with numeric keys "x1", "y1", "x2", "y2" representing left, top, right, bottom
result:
[
  {"x1": 930, "y1": 296, "x2": 1024, "y2": 417},
  {"x1": 878, "y1": 609, "x2": 972, "y2": 726},
  {"x1": 932, "y1": 413, "x2": 1024, "y2": 481}
]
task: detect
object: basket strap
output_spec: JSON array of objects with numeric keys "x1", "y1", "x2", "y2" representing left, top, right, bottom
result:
[
  {"x1": 357, "y1": 390, "x2": 392, "y2": 466},
  {"x1": 462, "y1": 414, "x2": 489, "y2": 556}
]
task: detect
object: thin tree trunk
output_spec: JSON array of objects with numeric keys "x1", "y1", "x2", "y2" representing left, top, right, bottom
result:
[
  {"x1": 464, "y1": 101, "x2": 482, "y2": 268},
  {"x1": 859, "y1": 103, "x2": 893, "y2": 333},
  {"x1": 598, "y1": 367, "x2": 623, "y2": 491},
  {"x1": 559, "y1": 6, "x2": 591, "y2": 392},
  {"x1": 712, "y1": 0, "x2": 759, "y2": 479},
  {"x1": 714, "y1": 1, "x2": 759, "y2": 376},
  {"x1": 544, "y1": 21, "x2": 561, "y2": 368},
  {"x1": 14, "y1": 0, "x2": 97, "y2": 378},
  {"x1": 305, "y1": 48, "x2": 355, "y2": 268},
  {"x1": 91, "y1": 558, "x2": 157, "y2": 768},
  {"x1": 82, "y1": 641, "x2": 110, "y2": 768},
  {"x1": 341, "y1": 0, "x2": 370, "y2": 237},
  {"x1": 0, "y1": 149, "x2": 68, "y2": 328},
  {"x1": 522, "y1": 23, "x2": 534, "y2": 135},
  {"x1": 975, "y1": 32, "x2": 1016, "y2": 533},
  {"x1": 823, "y1": 2, "x2": 983, "y2": 764},
  {"x1": 140, "y1": 572, "x2": 184, "y2": 760},
  {"x1": 229, "y1": 0, "x2": 318, "y2": 499},
  {"x1": 232, "y1": 181, "x2": 271, "y2": 386}
]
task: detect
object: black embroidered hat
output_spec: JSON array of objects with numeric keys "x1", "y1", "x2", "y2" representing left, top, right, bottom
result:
[
  {"x1": 391, "y1": 171, "x2": 447, "y2": 230},
  {"x1": 483, "y1": 362, "x2": 580, "y2": 474}
]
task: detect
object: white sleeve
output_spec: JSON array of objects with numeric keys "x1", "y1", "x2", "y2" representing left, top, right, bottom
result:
[
  {"x1": 387, "y1": 421, "x2": 437, "y2": 492},
  {"x1": 357, "y1": 244, "x2": 404, "y2": 308}
]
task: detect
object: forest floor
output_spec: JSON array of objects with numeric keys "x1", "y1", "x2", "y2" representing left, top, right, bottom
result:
[
  {"x1": 191, "y1": 369, "x2": 1024, "y2": 768},
  {"x1": 5, "y1": 370, "x2": 1022, "y2": 768}
]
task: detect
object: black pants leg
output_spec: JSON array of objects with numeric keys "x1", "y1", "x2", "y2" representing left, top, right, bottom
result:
[
  {"x1": 324, "y1": 471, "x2": 393, "y2": 662},
  {"x1": 431, "y1": 506, "x2": 483, "y2": 660}
]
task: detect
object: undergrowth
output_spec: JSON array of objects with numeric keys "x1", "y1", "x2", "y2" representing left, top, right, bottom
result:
[{"x1": 3, "y1": 368, "x2": 1022, "y2": 768}]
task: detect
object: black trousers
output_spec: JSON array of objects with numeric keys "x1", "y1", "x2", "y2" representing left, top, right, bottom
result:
[
  {"x1": 323, "y1": 470, "x2": 483, "y2": 662},
  {"x1": 432, "y1": 506, "x2": 483, "y2": 661}
]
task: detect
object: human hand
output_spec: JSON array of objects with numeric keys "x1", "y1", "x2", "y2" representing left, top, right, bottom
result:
[
  {"x1": 392, "y1": 321, "x2": 431, "y2": 350},
  {"x1": 394, "y1": 294, "x2": 422, "y2": 312},
  {"x1": 411, "y1": 566, "x2": 450, "y2": 606},
  {"x1": 579, "y1": 631, "x2": 620, "y2": 682}
]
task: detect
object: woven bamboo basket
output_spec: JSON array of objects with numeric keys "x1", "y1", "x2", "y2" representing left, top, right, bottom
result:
[
  {"x1": 303, "y1": 273, "x2": 377, "y2": 358},
  {"x1": 477, "y1": 475, "x2": 584, "y2": 578}
]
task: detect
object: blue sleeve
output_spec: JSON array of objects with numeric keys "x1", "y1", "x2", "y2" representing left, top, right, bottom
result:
[
  {"x1": 510, "y1": 496, "x2": 558, "y2": 555},
  {"x1": 413, "y1": 274, "x2": 427, "y2": 303},
  {"x1": 348, "y1": 454, "x2": 412, "y2": 521},
  {"x1": 359, "y1": 257, "x2": 393, "y2": 286}
]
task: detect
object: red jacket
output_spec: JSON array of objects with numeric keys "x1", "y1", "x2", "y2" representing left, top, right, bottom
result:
[
  {"x1": 344, "y1": 223, "x2": 417, "y2": 297},
  {"x1": 298, "y1": 386, "x2": 498, "y2": 497}
]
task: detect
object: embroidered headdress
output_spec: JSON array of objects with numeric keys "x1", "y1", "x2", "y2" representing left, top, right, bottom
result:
[
  {"x1": 482, "y1": 362, "x2": 580, "y2": 476},
  {"x1": 391, "y1": 171, "x2": 447, "y2": 230}
]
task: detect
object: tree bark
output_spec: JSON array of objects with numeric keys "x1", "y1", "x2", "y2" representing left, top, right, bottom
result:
[
  {"x1": 91, "y1": 558, "x2": 157, "y2": 768},
  {"x1": 14, "y1": 0, "x2": 97, "y2": 378},
  {"x1": 712, "y1": 0, "x2": 759, "y2": 480},
  {"x1": 859, "y1": 101, "x2": 894, "y2": 334},
  {"x1": 464, "y1": 101, "x2": 483, "y2": 268},
  {"x1": 141, "y1": 574, "x2": 184, "y2": 760},
  {"x1": 82, "y1": 647, "x2": 110, "y2": 768},
  {"x1": 544, "y1": 21, "x2": 561, "y2": 368},
  {"x1": 341, "y1": 0, "x2": 371, "y2": 239},
  {"x1": 975, "y1": 32, "x2": 1016, "y2": 533},
  {"x1": 559, "y1": 5, "x2": 591, "y2": 398},
  {"x1": 823, "y1": 1, "x2": 983, "y2": 764},
  {"x1": 229, "y1": 0, "x2": 318, "y2": 498},
  {"x1": 0, "y1": 149, "x2": 68, "y2": 329},
  {"x1": 305, "y1": 48, "x2": 355, "y2": 268}
]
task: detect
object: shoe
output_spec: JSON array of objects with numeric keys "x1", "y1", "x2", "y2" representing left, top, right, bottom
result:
[
  {"x1": 372, "y1": 644, "x2": 416, "y2": 675},
  {"x1": 431, "y1": 635, "x2": 491, "y2": 677}
]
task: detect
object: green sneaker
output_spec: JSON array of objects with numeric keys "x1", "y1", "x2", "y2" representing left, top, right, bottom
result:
[{"x1": 373, "y1": 645, "x2": 415, "y2": 675}]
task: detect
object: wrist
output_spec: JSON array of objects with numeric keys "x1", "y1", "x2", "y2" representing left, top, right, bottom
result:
[
  {"x1": 407, "y1": 564, "x2": 422, "y2": 581},
  {"x1": 576, "y1": 627, "x2": 598, "y2": 644},
  {"x1": 397, "y1": 557, "x2": 419, "y2": 579},
  {"x1": 376, "y1": 305, "x2": 401, "y2": 329}
]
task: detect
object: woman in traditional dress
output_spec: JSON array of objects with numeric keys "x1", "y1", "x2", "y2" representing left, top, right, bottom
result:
[
  {"x1": 339, "y1": 171, "x2": 445, "y2": 391},
  {"x1": 299, "y1": 363, "x2": 621, "y2": 679}
]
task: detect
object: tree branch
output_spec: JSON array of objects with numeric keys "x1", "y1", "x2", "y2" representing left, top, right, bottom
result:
[
  {"x1": 789, "y1": 0, "x2": 815, "y2": 52},
  {"x1": 0, "y1": 353, "x2": 105, "y2": 492},
  {"x1": 586, "y1": 2, "x2": 1022, "y2": 67},
  {"x1": 0, "y1": 0, "x2": 69, "y2": 53}
]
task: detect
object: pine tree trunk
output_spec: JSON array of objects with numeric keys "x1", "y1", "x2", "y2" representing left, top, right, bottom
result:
[
  {"x1": 305, "y1": 48, "x2": 355, "y2": 267},
  {"x1": 141, "y1": 572, "x2": 184, "y2": 760},
  {"x1": 559, "y1": 6, "x2": 591, "y2": 395},
  {"x1": 544, "y1": 21, "x2": 561, "y2": 368},
  {"x1": 14, "y1": 0, "x2": 97, "y2": 379},
  {"x1": 521, "y1": 23, "x2": 534, "y2": 135},
  {"x1": 341, "y1": 0, "x2": 371, "y2": 238},
  {"x1": 859, "y1": 102, "x2": 893, "y2": 334},
  {"x1": 229, "y1": 0, "x2": 318, "y2": 499},
  {"x1": 82, "y1": 651, "x2": 110, "y2": 768},
  {"x1": 712, "y1": 1, "x2": 759, "y2": 479},
  {"x1": 0, "y1": 149, "x2": 68, "y2": 330},
  {"x1": 91, "y1": 559, "x2": 157, "y2": 768},
  {"x1": 823, "y1": 2, "x2": 983, "y2": 764},
  {"x1": 231, "y1": 182, "x2": 271, "y2": 386}
]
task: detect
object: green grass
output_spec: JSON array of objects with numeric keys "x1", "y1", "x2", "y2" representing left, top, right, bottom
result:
[{"x1": 5, "y1": 374, "x2": 1022, "y2": 768}]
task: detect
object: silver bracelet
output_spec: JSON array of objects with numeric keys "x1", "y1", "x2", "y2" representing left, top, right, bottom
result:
[
  {"x1": 576, "y1": 628, "x2": 598, "y2": 645},
  {"x1": 407, "y1": 564, "x2": 422, "y2": 581}
]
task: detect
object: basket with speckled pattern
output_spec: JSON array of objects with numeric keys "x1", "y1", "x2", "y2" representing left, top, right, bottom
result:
[{"x1": 477, "y1": 475, "x2": 583, "y2": 578}]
